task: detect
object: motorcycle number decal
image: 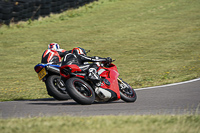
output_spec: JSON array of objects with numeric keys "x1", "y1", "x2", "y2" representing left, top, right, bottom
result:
[{"x1": 38, "y1": 68, "x2": 47, "y2": 80}]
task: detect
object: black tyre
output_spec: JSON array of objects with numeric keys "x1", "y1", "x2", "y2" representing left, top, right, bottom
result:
[
  {"x1": 13, "y1": 4, "x2": 24, "y2": 12},
  {"x1": 65, "y1": 77, "x2": 95, "y2": 105},
  {"x1": 46, "y1": 75, "x2": 70, "y2": 100},
  {"x1": 118, "y1": 79, "x2": 137, "y2": 102},
  {"x1": 1, "y1": 6, "x2": 13, "y2": 14},
  {"x1": 0, "y1": 13, "x2": 2, "y2": 19}
]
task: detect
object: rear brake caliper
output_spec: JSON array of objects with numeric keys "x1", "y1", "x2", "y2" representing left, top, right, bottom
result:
[{"x1": 56, "y1": 79, "x2": 66, "y2": 91}]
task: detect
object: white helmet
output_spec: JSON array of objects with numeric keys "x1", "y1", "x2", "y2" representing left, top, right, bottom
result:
[{"x1": 48, "y1": 43, "x2": 60, "y2": 51}]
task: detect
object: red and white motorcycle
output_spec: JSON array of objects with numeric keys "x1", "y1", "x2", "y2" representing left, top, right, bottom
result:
[{"x1": 60, "y1": 59, "x2": 137, "y2": 105}]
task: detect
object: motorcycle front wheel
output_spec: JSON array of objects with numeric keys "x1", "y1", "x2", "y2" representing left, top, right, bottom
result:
[
  {"x1": 65, "y1": 77, "x2": 95, "y2": 105},
  {"x1": 46, "y1": 75, "x2": 70, "y2": 100},
  {"x1": 118, "y1": 79, "x2": 137, "y2": 102}
]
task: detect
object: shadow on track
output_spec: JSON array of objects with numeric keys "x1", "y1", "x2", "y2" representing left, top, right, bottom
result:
[{"x1": 27, "y1": 100, "x2": 125, "y2": 106}]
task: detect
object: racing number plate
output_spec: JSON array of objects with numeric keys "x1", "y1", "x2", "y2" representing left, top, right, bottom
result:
[{"x1": 38, "y1": 68, "x2": 46, "y2": 80}]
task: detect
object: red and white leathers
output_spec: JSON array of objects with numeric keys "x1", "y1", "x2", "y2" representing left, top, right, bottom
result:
[{"x1": 41, "y1": 49, "x2": 67, "y2": 64}]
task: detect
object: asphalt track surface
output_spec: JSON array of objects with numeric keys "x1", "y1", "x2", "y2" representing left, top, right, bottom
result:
[{"x1": 0, "y1": 78, "x2": 200, "y2": 119}]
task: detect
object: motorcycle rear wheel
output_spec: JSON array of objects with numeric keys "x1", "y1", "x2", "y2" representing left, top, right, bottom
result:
[
  {"x1": 118, "y1": 79, "x2": 137, "y2": 102},
  {"x1": 65, "y1": 77, "x2": 95, "y2": 105},
  {"x1": 46, "y1": 75, "x2": 70, "y2": 100}
]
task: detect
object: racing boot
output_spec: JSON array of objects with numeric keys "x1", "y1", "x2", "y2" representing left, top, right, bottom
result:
[{"x1": 88, "y1": 68, "x2": 102, "y2": 86}]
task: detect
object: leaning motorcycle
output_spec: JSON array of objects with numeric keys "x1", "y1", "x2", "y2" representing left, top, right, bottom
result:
[
  {"x1": 34, "y1": 63, "x2": 70, "y2": 100},
  {"x1": 60, "y1": 59, "x2": 137, "y2": 105}
]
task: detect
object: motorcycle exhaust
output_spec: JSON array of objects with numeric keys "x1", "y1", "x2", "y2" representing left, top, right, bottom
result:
[{"x1": 46, "y1": 65, "x2": 60, "y2": 74}]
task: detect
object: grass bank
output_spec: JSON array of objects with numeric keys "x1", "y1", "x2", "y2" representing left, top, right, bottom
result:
[
  {"x1": 0, "y1": 0, "x2": 200, "y2": 101},
  {"x1": 0, "y1": 115, "x2": 200, "y2": 133}
]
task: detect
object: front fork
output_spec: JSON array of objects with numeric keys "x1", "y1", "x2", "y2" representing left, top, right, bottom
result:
[{"x1": 117, "y1": 78, "x2": 128, "y2": 89}]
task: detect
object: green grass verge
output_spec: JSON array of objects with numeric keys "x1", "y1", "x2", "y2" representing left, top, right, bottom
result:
[
  {"x1": 0, "y1": 115, "x2": 200, "y2": 133},
  {"x1": 0, "y1": 0, "x2": 200, "y2": 101}
]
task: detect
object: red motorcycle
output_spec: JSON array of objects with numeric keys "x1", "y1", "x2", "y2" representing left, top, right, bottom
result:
[{"x1": 60, "y1": 59, "x2": 137, "y2": 105}]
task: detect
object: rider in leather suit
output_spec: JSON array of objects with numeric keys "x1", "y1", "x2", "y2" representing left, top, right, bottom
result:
[
  {"x1": 61, "y1": 47, "x2": 111, "y2": 65},
  {"x1": 41, "y1": 43, "x2": 69, "y2": 64},
  {"x1": 61, "y1": 47, "x2": 112, "y2": 82}
]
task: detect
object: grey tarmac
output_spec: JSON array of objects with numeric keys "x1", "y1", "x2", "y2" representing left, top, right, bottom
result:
[{"x1": 0, "y1": 78, "x2": 200, "y2": 118}]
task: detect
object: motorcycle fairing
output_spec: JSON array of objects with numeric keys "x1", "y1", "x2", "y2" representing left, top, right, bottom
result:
[
  {"x1": 60, "y1": 64, "x2": 83, "y2": 79},
  {"x1": 100, "y1": 68, "x2": 121, "y2": 100}
]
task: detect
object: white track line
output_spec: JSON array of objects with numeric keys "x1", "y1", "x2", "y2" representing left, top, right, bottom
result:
[{"x1": 136, "y1": 78, "x2": 200, "y2": 91}]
